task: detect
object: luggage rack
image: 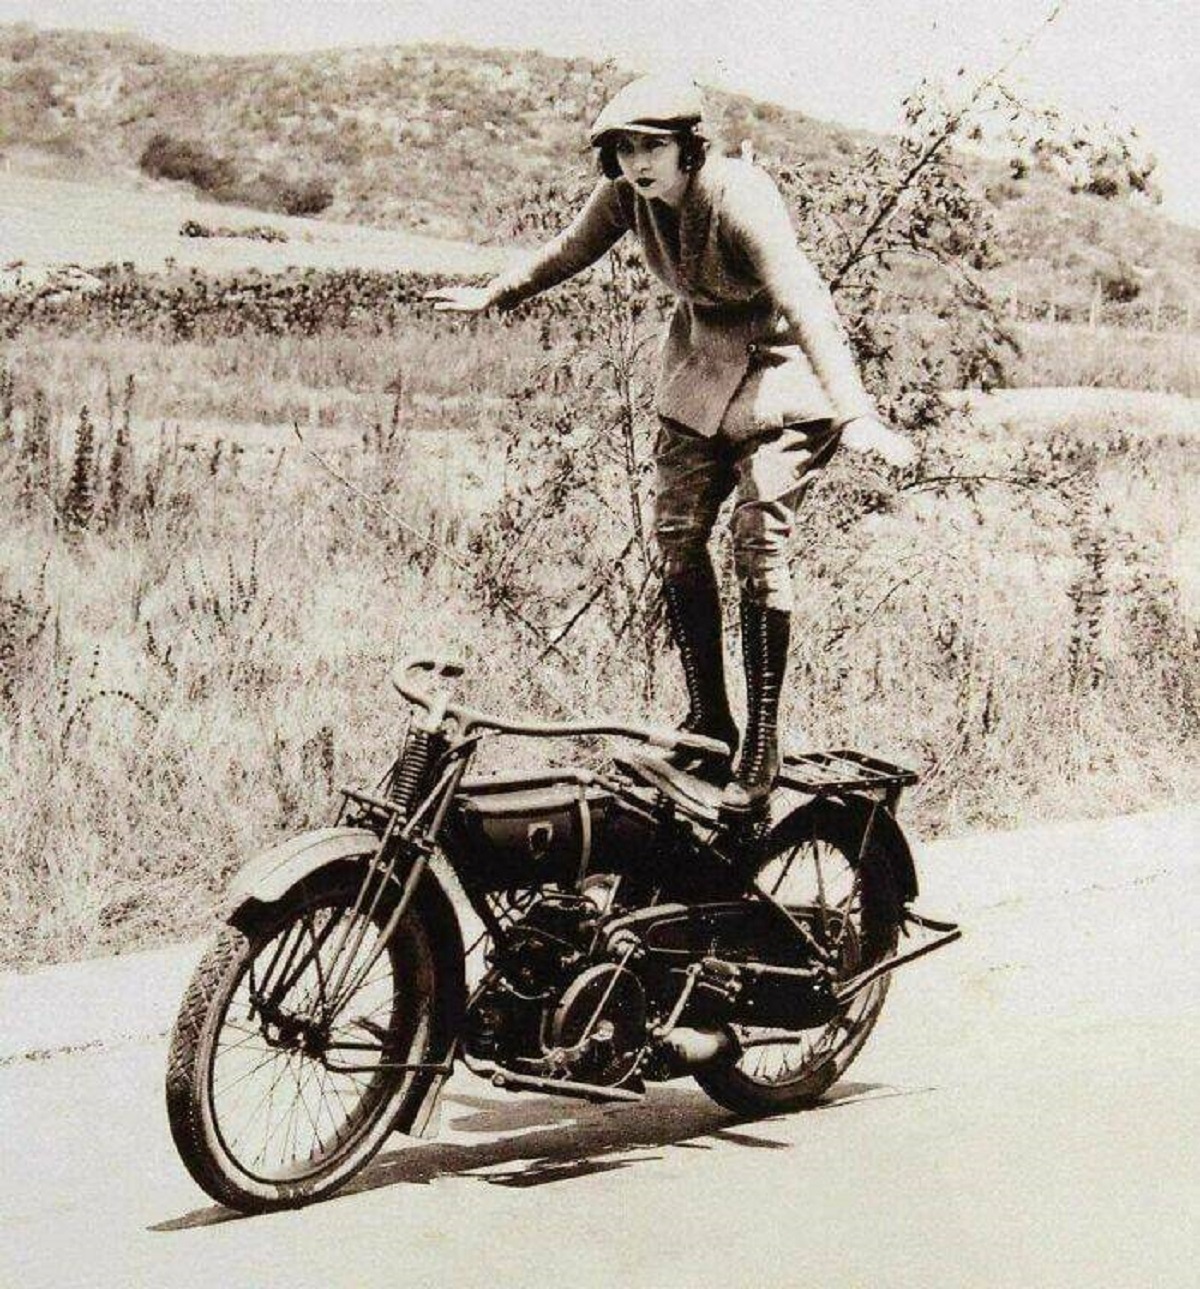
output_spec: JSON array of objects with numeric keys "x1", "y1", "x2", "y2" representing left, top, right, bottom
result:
[{"x1": 777, "y1": 749, "x2": 918, "y2": 797}]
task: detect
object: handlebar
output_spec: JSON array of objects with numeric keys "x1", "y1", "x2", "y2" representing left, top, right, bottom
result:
[{"x1": 391, "y1": 656, "x2": 731, "y2": 756}]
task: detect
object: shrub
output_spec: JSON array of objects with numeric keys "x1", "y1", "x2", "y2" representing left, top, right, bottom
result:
[
  {"x1": 987, "y1": 178, "x2": 1023, "y2": 205},
  {"x1": 139, "y1": 133, "x2": 236, "y2": 196},
  {"x1": 179, "y1": 220, "x2": 288, "y2": 243},
  {"x1": 1084, "y1": 174, "x2": 1121, "y2": 199},
  {"x1": 1099, "y1": 260, "x2": 1142, "y2": 303},
  {"x1": 227, "y1": 171, "x2": 335, "y2": 218},
  {"x1": 277, "y1": 177, "x2": 335, "y2": 217}
]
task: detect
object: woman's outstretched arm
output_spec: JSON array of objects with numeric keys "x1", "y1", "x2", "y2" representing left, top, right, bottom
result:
[{"x1": 428, "y1": 180, "x2": 629, "y2": 313}]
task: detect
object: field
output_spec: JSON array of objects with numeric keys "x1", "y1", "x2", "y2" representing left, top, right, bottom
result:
[
  {"x1": 0, "y1": 153, "x2": 1196, "y2": 969},
  {"x1": 2, "y1": 304, "x2": 1190, "y2": 969},
  {"x1": 0, "y1": 172, "x2": 510, "y2": 280}
]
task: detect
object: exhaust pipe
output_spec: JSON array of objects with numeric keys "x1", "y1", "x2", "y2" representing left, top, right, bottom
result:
[{"x1": 659, "y1": 1026, "x2": 737, "y2": 1071}]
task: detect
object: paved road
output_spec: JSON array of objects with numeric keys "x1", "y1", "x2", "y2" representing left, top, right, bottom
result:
[{"x1": 1, "y1": 810, "x2": 1196, "y2": 1288}]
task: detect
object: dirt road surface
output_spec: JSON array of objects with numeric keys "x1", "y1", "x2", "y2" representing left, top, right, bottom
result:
[
  {"x1": 1, "y1": 808, "x2": 1196, "y2": 1288},
  {"x1": 0, "y1": 170, "x2": 511, "y2": 277}
]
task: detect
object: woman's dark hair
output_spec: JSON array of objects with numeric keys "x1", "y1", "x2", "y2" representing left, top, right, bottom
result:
[{"x1": 597, "y1": 127, "x2": 708, "y2": 181}]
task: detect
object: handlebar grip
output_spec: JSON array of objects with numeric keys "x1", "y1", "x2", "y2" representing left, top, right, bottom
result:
[{"x1": 407, "y1": 656, "x2": 465, "y2": 679}]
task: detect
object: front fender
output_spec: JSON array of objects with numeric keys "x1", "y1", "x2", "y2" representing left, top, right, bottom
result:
[
  {"x1": 224, "y1": 828, "x2": 469, "y2": 966},
  {"x1": 224, "y1": 826, "x2": 382, "y2": 912}
]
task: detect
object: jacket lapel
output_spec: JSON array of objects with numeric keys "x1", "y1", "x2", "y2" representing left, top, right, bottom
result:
[{"x1": 677, "y1": 168, "x2": 715, "y2": 294}]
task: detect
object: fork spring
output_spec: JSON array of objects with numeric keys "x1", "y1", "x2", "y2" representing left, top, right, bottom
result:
[{"x1": 388, "y1": 728, "x2": 433, "y2": 816}]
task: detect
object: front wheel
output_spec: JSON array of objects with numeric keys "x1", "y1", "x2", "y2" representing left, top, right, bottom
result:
[
  {"x1": 694, "y1": 801, "x2": 902, "y2": 1116},
  {"x1": 165, "y1": 867, "x2": 440, "y2": 1212}
]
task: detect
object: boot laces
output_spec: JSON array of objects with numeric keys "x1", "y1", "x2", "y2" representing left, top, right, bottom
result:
[
  {"x1": 737, "y1": 601, "x2": 783, "y2": 786},
  {"x1": 665, "y1": 577, "x2": 727, "y2": 735}
]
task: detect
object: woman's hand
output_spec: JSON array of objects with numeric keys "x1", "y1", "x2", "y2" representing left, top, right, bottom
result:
[
  {"x1": 840, "y1": 416, "x2": 918, "y2": 469},
  {"x1": 424, "y1": 285, "x2": 496, "y2": 314}
]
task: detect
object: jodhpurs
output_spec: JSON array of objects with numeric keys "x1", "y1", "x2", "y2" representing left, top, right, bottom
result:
[{"x1": 653, "y1": 416, "x2": 841, "y2": 612}]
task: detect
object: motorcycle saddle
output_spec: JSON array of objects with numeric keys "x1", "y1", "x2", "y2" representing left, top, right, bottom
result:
[{"x1": 615, "y1": 751, "x2": 726, "y2": 823}]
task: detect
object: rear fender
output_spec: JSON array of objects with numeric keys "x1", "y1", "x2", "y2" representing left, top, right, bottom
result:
[
  {"x1": 224, "y1": 826, "x2": 467, "y2": 1136},
  {"x1": 769, "y1": 794, "x2": 918, "y2": 905}
]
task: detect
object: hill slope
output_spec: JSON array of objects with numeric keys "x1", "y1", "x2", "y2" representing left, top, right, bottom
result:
[{"x1": 2, "y1": 24, "x2": 1197, "y2": 308}]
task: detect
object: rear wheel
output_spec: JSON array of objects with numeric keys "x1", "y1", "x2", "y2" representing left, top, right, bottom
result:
[
  {"x1": 694, "y1": 802, "x2": 902, "y2": 1115},
  {"x1": 166, "y1": 867, "x2": 439, "y2": 1212}
]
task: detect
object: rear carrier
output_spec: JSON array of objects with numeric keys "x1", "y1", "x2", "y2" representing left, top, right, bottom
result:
[
  {"x1": 445, "y1": 770, "x2": 659, "y2": 892},
  {"x1": 778, "y1": 749, "x2": 918, "y2": 798}
]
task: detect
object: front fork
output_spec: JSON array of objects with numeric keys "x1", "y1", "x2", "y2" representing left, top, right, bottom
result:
[
  {"x1": 247, "y1": 737, "x2": 471, "y2": 1075},
  {"x1": 322, "y1": 737, "x2": 470, "y2": 1022}
]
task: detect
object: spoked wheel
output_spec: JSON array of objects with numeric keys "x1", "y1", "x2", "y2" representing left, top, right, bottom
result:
[
  {"x1": 694, "y1": 802, "x2": 902, "y2": 1116},
  {"x1": 166, "y1": 867, "x2": 439, "y2": 1212}
]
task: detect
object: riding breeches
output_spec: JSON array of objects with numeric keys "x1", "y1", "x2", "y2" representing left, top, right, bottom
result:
[{"x1": 653, "y1": 416, "x2": 841, "y2": 612}]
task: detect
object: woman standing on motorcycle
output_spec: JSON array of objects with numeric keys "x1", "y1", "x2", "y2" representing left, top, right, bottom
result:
[{"x1": 429, "y1": 74, "x2": 915, "y2": 812}]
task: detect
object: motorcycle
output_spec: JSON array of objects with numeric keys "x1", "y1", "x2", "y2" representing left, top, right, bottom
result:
[{"x1": 165, "y1": 656, "x2": 959, "y2": 1213}]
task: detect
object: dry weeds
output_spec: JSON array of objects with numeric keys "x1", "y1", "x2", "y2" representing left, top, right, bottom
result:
[{"x1": 0, "y1": 315, "x2": 1196, "y2": 968}]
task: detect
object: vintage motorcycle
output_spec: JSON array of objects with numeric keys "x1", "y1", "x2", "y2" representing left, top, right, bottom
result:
[{"x1": 165, "y1": 656, "x2": 959, "y2": 1213}]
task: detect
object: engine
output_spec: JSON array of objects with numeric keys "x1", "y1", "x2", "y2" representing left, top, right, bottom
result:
[
  {"x1": 464, "y1": 891, "x2": 842, "y2": 1091},
  {"x1": 464, "y1": 893, "x2": 650, "y2": 1086}
]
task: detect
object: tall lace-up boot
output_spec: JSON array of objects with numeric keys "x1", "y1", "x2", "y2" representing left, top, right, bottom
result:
[
  {"x1": 721, "y1": 597, "x2": 791, "y2": 813},
  {"x1": 661, "y1": 564, "x2": 739, "y2": 778}
]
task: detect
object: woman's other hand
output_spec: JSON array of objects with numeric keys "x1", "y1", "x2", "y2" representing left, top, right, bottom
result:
[
  {"x1": 424, "y1": 285, "x2": 496, "y2": 313},
  {"x1": 840, "y1": 416, "x2": 918, "y2": 468}
]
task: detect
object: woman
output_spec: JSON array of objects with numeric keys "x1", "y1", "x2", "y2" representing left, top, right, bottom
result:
[{"x1": 429, "y1": 74, "x2": 914, "y2": 812}]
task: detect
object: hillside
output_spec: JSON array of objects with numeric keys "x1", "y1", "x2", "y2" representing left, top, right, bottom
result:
[{"x1": 1, "y1": 23, "x2": 1197, "y2": 310}]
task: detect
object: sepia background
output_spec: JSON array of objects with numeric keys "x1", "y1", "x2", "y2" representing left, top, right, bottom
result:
[
  {"x1": 1, "y1": 0, "x2": 1195, "y2": 966},
  {"x1": 0, "y1": 3, "x2": 1196, "y2": 1285}
]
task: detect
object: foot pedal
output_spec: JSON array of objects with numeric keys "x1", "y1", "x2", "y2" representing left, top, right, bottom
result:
[{"x1": 835, "y1": 910, "x2": 962, "y2": 1004}]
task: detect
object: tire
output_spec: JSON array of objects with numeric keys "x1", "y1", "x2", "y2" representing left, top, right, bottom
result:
[
  {"x1": 694, "y1": 800, "x2": 902, "y2": 1116},
  {"x1": 166, "y1": 866, "x2": 440, "y2": 1212}
]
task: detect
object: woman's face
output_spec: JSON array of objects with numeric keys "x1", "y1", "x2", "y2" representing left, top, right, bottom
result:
[{"x1": 614, "y1": 131, "x2": 688, "y2": 204}]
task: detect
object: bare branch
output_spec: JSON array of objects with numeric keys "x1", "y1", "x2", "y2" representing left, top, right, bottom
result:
[{"x1": 830, "y1": 1, "x2": 1070, "y2": 292}]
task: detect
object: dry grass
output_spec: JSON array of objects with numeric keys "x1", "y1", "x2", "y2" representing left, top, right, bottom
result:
[
  {"x1": 0, "y1": 325, "x2": 533, "y2": 430},
  {"x1": 1, "y1": 319, "x2": 1197, "y2": 969},
  {"x1": 1009, "y1": 321, "x2": 1200, "y2": 397}
]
